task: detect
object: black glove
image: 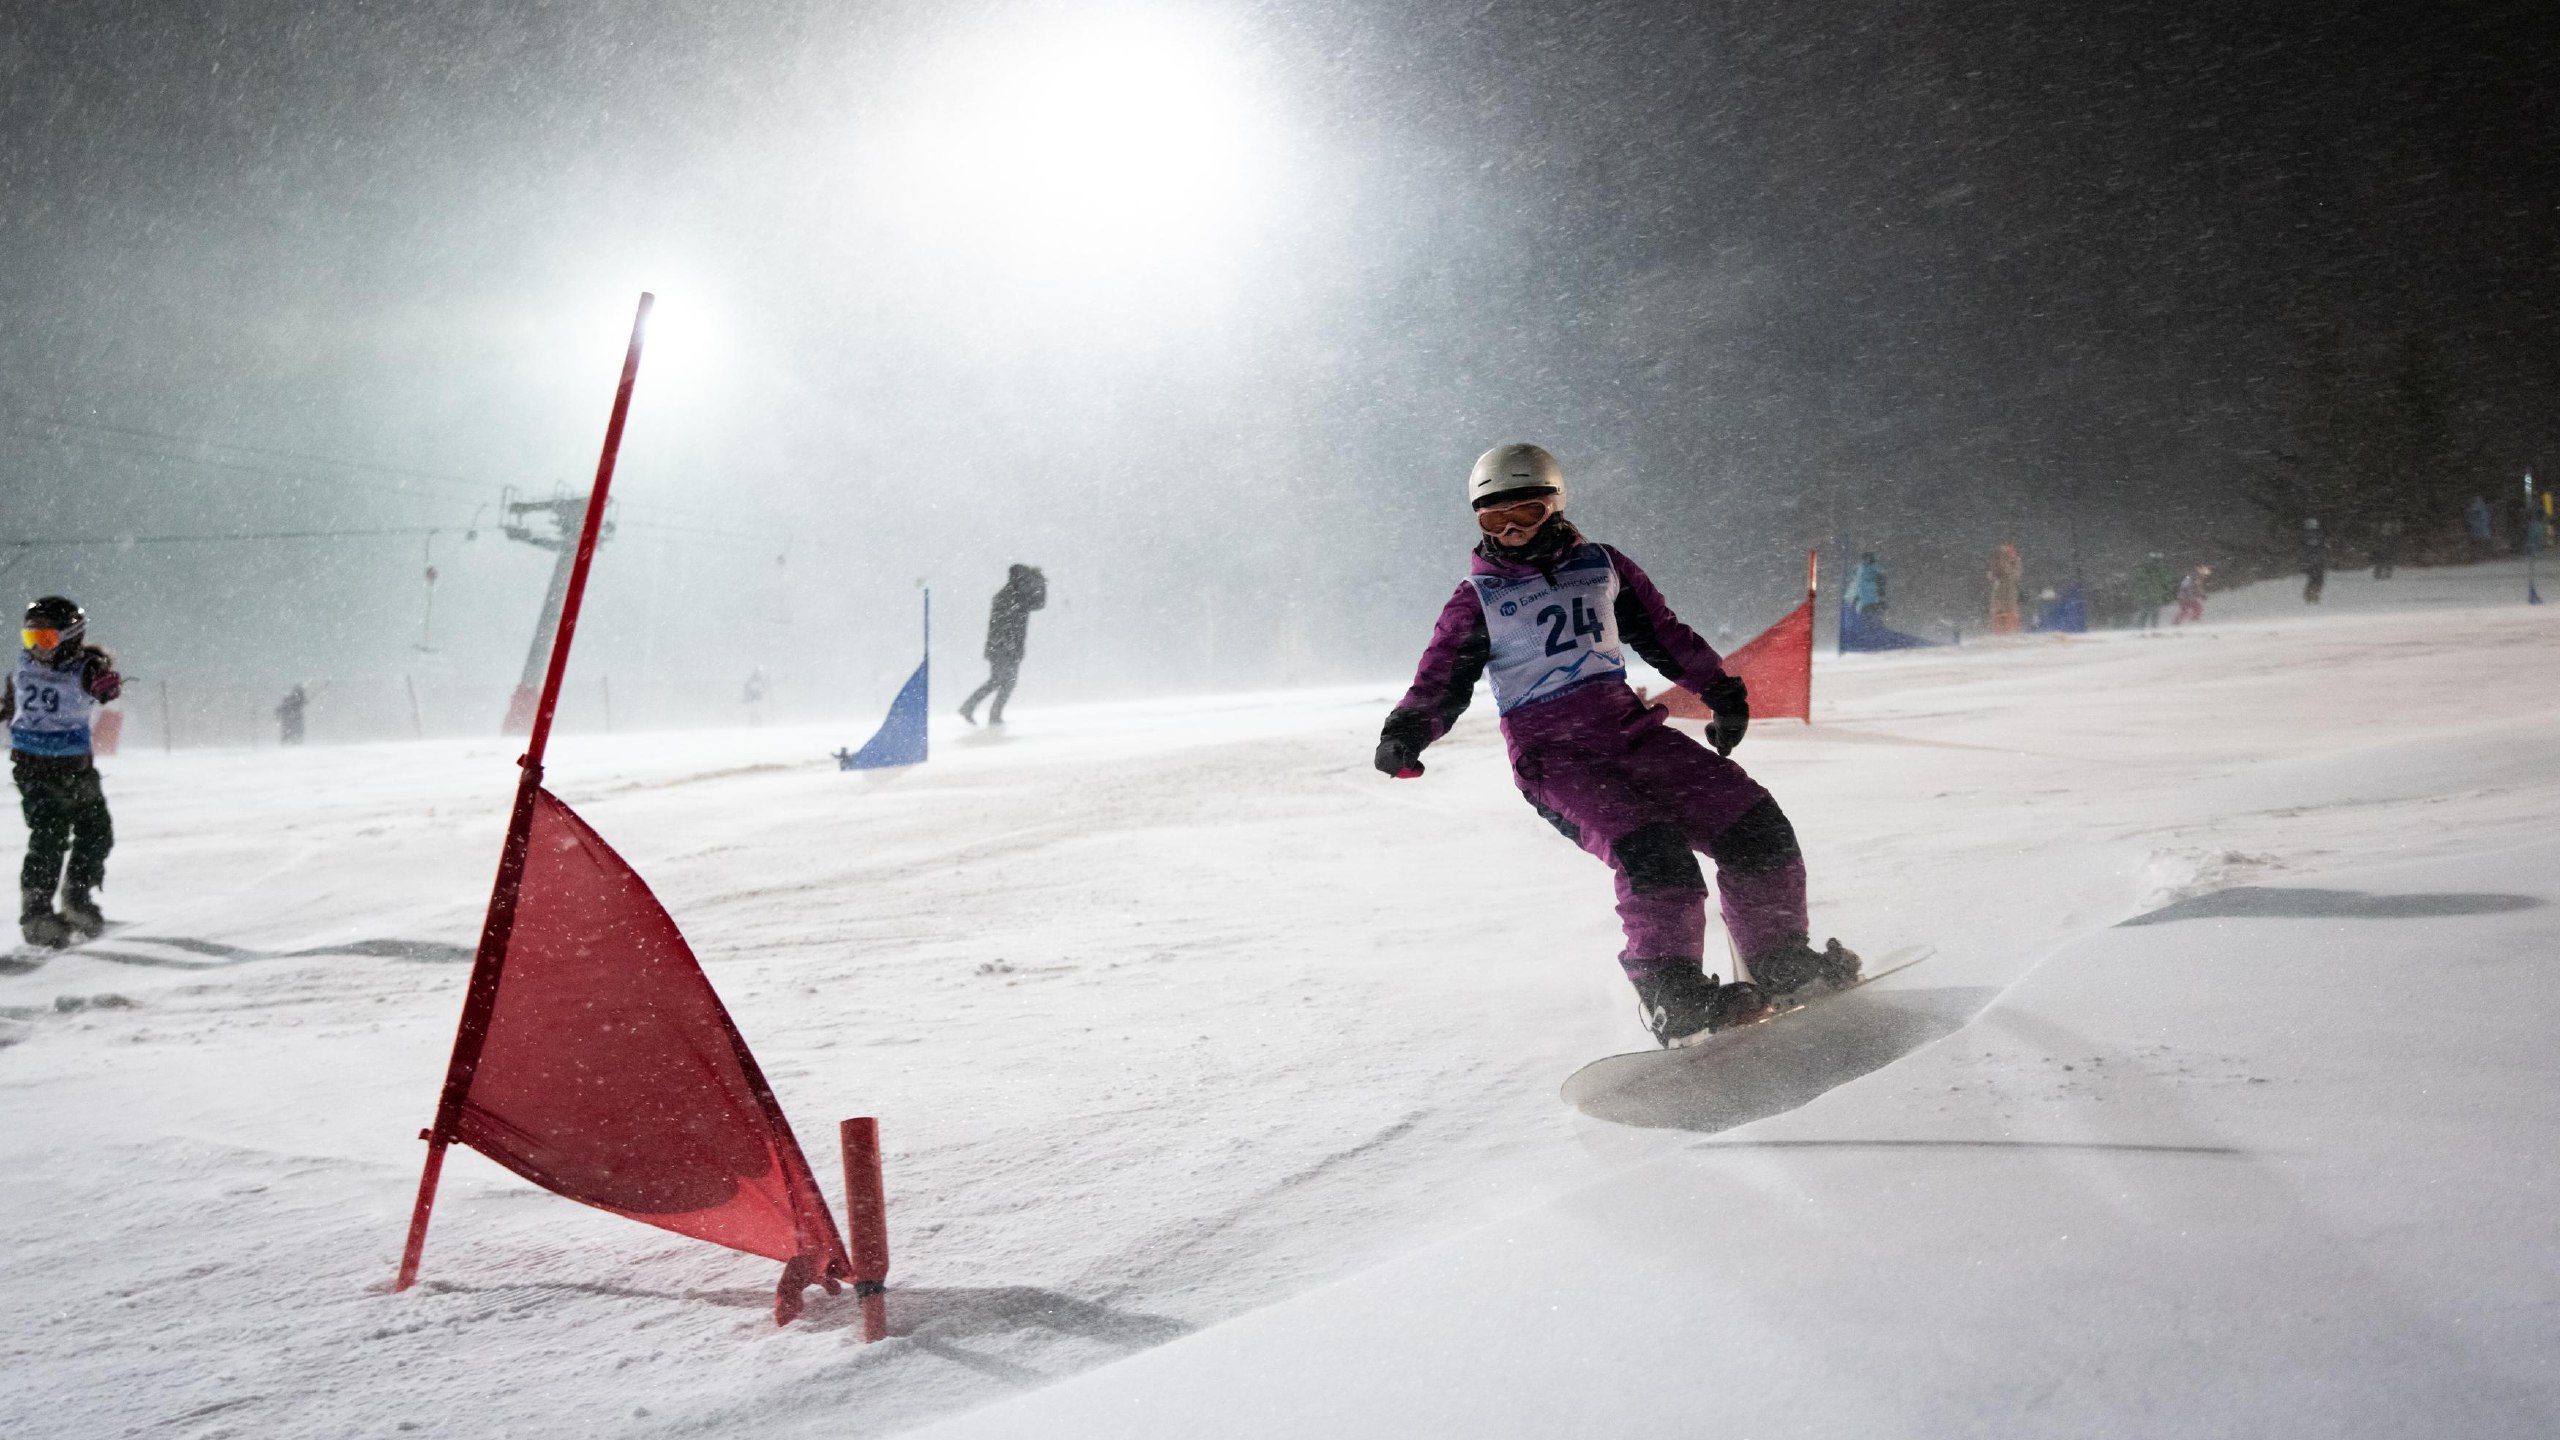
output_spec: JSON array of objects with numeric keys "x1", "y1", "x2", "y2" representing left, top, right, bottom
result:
[
  {"x1": 1701, "y1": 673, "x2": 1749, "y2": 756},
  {"x1": 1375, "y1": 709, "x2": 1431, "y2": 777},
  {"x1": 80, "y1": 649, "x2": 122, "y2": 703}
]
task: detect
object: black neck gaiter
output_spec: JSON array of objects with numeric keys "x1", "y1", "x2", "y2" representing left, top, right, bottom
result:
[{"x1": 1479, "y1": 513, "x2": 1584, "y2": 581}]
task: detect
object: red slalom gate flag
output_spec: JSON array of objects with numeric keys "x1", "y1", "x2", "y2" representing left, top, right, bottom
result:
[
  {"x1": 446, "y1": 788, "x2": 852, "y2": 1320},
  {"x1": 1646, "y1": 551, "x2": 1817, "y2": 725},
  {"x1": 396, "y1": 295, "x2": 851, "y2": 1325},
  {"x1": 1716, "y1": 599, "x2": 1813, "y2": 721}
]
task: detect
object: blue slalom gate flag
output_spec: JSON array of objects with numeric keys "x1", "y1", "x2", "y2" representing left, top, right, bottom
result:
[
  {"x1": 836, "y1": 661, "x2": 928, "y2": 770},
  {"x1": 2032, "y1": 585, "x2": 2088, "y2": 633},
  {"x1": 1839, "y1": 602, "x2": 1944, "y2": 653},
  {"x1": 836, "y1": 590, "x2": 931, "y2": 771}
]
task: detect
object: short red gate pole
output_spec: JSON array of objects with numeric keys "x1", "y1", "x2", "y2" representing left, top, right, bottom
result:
[
  {"x1": 1805, "y1": 547, "x2": 1818, "y2": 725},
  {"x1": 840, "y1": 1117, "x2": 890, "y2": 1341}
]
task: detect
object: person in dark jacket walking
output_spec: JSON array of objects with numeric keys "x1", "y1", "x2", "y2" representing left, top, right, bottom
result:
[
  {"x1": 7, "y1": 597, "x2": 122, "y2": 947},
  {"x1": 960, "y1": 564, "x2": 1047, "y2": 726}
]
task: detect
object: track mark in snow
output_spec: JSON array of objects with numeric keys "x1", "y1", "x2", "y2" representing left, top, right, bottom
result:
[
  {"x1": 38, "y1": 935, "x2": 473, "y2": 970},
  {"x1": 580, "y1": 760, "x2": 814, "y2": 796},
  {"x1": 1103, "y1": 1110, "x2": 1443, "y2": 1304},
  {"x1": 1268, "y1": 1111, "x2": 1430, "y2": 1194}
]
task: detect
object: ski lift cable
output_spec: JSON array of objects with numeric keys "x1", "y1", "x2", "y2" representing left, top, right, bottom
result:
[
  {"x1": 2, "y1": 518, "x2": 786, "y2": 555},
  {"x1": 0, "y1": 526, "x2": 454, "y2": 549},
  {"x1": 4, "y1": 410, "x2": 495, "y2": 494},
  {"x1": 0, "y1": 410, "x2": 796, "y2": 532},
  {"x1": 3, "y1": 428, "x2": 490, "y2": 508}
]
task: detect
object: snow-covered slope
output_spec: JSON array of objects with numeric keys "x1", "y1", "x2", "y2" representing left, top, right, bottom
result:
[
  {"x1": 2197, "y1": 553, "x2": 2547, "y2": 623},
  {"x1": 5, "y1": 576, "x2": 2556, "y2": 1437},
  {"x1": 916, "y1": 827, "x2": 2560, "y2": 1440}
]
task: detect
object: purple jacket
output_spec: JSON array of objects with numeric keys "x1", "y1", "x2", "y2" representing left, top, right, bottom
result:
[{"x1": 1386, "y1": 540, "x2": 1728, "y2": 758}]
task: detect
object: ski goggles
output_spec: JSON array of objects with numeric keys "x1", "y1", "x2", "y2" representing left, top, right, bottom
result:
[
  {"x1": 1474, "y1": 495, "x2": 1557, "y2": 534},
  {"x1": 21, "y1": 627, "x2": 64, "y2": 654}
]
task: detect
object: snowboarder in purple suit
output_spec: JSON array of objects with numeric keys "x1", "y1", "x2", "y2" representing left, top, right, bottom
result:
[{"x1": 1376, "y1": 444, "x2": 1859, "y2": 1048}]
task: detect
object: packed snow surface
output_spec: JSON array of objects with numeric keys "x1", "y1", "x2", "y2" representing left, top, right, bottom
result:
[{"x1": 5, "y1": 564, "x2": 2558, "y2": 1437}]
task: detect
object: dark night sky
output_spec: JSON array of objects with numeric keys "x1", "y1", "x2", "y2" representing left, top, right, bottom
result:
[{"x1": 0, "y1": 0, "x2": 2552, "y2": 733}]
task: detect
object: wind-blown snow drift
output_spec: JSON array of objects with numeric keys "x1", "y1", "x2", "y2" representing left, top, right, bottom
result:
[{"x1": 5, "y1": 567, "x2": 2556, "y2": 1437}]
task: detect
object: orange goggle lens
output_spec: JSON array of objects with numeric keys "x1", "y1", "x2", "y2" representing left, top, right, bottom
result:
[
  {"x1": 21, "y1": 628, "x2": 62, "y2": 652},
  {"x1": 1475, "y1": 498, "x2": 1553, "y2": 533}
]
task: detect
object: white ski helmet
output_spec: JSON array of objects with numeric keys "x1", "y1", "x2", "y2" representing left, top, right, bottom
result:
[{"x1": 1467, "y1": 443, "x2": 1566, "y2": 510}]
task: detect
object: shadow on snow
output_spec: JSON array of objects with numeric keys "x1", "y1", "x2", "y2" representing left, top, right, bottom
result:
[
  {"x1": 0, "y1": 934, "x2": 472, "y2": 976},
  {"x1": 2119, "y1": 886, "x2": 2543, "y2": 927}
]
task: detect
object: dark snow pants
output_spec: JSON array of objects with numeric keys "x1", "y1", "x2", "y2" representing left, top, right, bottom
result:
[
  {"x1": 1509, "y1": 704, "x2": 1808, "y2": 982},
  {"x1": 15, "y1": 756, "x2": 111, "y2": 912},
  {"x1": 962, "y1": 654, "x2": 1022, "y2": 723}
]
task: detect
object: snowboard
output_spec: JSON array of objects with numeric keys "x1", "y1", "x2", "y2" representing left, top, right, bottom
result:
[
  {"x1": 2, "y1": 920, "x2": 133, "y2": 972},
  {"x1": 1562, "y1": 945, "x2": 1937, "y2": 1109}
]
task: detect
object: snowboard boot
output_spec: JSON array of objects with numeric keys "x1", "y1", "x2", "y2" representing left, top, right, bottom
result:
[
  {"x1": 1632, "y1": 964, "x2": 1773, "y2": 1049},
  {"x1": 1704, "y1": 977, "x2": 1773, "y2": 1035},
  {"x1": 1747, "y1": 936, "x2": 1862, "y2": 1006},
  {"x1": 20, "y1": 903, "x2": 72, "y2": 950},
  {"x1": 59, "y1": 884, "x2": 105, "y2": 940}
]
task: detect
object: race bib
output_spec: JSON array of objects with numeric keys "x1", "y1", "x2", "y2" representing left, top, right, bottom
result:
[
  {"x1": 10, "y1": 655, "x2": 96, "y2": 757},
  {"x1": 1470, "y1": 544, "x2": 1625, "y2": 713}
]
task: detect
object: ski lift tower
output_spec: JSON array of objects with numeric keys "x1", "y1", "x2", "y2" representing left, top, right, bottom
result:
[{"x1": 499, "y1": 486, "x2": 616, "y2": 734}]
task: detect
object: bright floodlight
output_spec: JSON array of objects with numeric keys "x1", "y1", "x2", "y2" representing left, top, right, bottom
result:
[
  {"x1": 872, "y1": 6, "x2": 1286, "y2": 279},
  {"x1": 572, "y1": 280, "x2": 724, "y2": 403}
]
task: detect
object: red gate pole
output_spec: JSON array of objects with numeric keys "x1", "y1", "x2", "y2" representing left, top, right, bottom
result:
[
  {"x1": 396, "y1": 293, "x2": 654, "y2": 1290},
  {"x1": 841, "y1": 1118, "x2": 891, "y2": 1341},
  {"x1": 1804, "y1": 547, "x2": 1817, "y2": 726}
]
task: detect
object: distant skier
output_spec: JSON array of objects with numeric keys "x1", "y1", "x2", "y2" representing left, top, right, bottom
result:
[
  {"x1": 743, "y1": 668, "x2": 769, "y2": 728},
  {"x1": 2174, "y1": 564, "x2": 2211, "y2": 624},
  {"x1": 2371, "y1": 519, "x2": 2401, "y2": 580},
  {"x1": 1375, "y1": 444, "x2": 1859, "y2": 1049},
  {"x1": 8, "y1": 597, "x2": 122, "y2": 947},
  {"x1": 959, "y1": 564, "x2": 1047, "y2": 727},
  {"x1": 2466, "y1": 495, "x2": 2493, "y2": 562},
  {"x1": 2301, "y1": 517, "x2": 2328, "y2": 603},
  {"x1": 2132, "y1": 553, "x2": 2176, "y2": 630},
  {"x1": 1848, "y1": 552, "x2": 1887, "y2": 616},
  {"x1": 277, "y1": 684, "x2": 308, "y2": 745}
]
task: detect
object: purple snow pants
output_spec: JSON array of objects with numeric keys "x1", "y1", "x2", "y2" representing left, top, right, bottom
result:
[{"x1": 1503, "y1": 682, "x2": 1808, "y2": 979}]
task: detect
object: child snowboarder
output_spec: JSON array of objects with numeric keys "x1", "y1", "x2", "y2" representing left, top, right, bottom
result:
[
  {"x1": 1374, "y1": 444, "x2": 1858, "y2": 1048},
  {"x1": 7, "y1": 597, "x2": 122, "y2": 947}
]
